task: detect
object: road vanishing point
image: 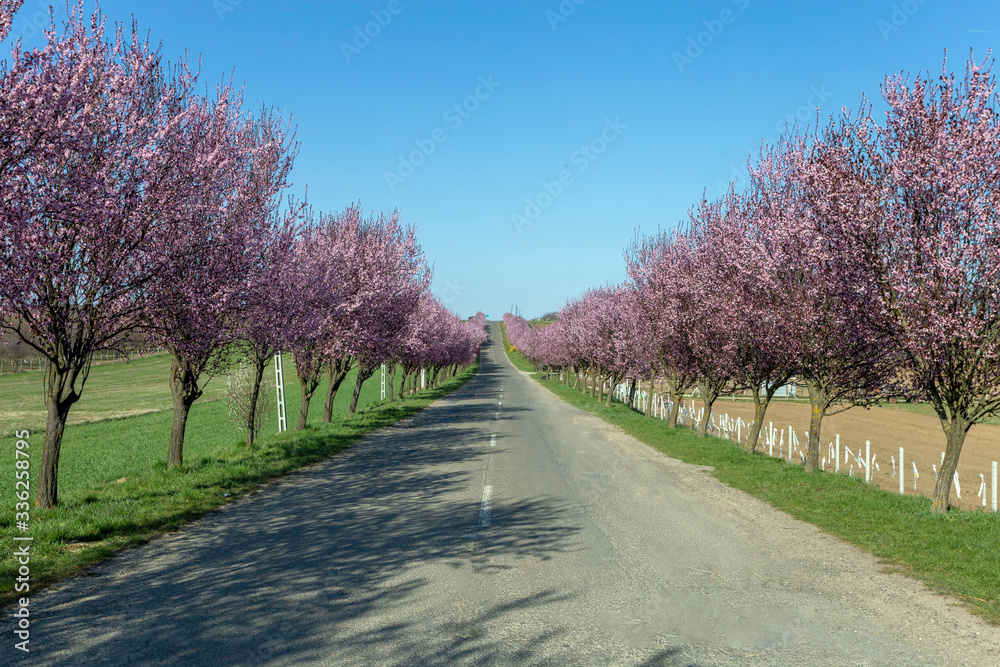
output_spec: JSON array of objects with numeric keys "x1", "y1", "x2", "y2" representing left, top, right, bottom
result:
[{"x1": 5, "y1": 323, "x2": 1000, "y2": 665}]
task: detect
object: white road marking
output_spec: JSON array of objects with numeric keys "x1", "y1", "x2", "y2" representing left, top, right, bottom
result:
[
  {"x1": 478, "y1": 485, "x2": 493, "y2": 528},
  {"x1": 490, "y1": 434, "x2": 496, "y2": 447}
]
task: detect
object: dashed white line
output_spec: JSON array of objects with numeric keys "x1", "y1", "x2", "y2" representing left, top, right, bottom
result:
[
  {"x1": 490, "y1": 434, "x2": 496, "y2": 447},
  {"x1": 478, "y1": 485, "x2": 493, "y2": 528}
]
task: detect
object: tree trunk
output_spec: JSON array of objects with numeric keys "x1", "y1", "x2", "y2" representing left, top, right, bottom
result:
[
  {"x1": 37, "y1": 362, "x2": 82, "y2": 509},
  {"x1": 932, "y1": 414, "x2": 971, "y2": 514},
  {"x1": 666, "y1": 376, "x2": 682, "y2": 428},
  {"x1": 323, "y1": 357, "x2": 352, "y2": 423},
  {"x1": 348, "y1": 364, "x2": 376, "y2": 415},
  {"x1": 745, "y1": 386, "x2": 776, "y2": 454},
  {"x1": 696, "y1": 379, "x2": 721, "y2": 438},
  {"x1": 572, "y1": 369, "x2": 580, "y2": 391},
  {"x1": 296, "y1": 375, "x2": 320, "y2": 431},
  {"x1": 387, "y1": 364, "x2": 396, "y2": 400},
  {"x1": 805, "y1": 378, "x2": 832, "y2": 472},
  {"x1": 627, "y1": 377, "x2": 637, "y2": 409},
  {"x1": 645, "y1": 370, "x2": 654, "y2": 418},
  {"x1": 246, "y1": 358, "x2": 266, "y2": 448},
  {"x1": 168, "y1": 358, "x2": 202, "y2": 469}
]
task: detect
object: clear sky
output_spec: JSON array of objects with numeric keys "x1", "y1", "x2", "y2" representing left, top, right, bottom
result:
[{"x1": 4, "y1": 1, "x2": 998, "y2": 319}]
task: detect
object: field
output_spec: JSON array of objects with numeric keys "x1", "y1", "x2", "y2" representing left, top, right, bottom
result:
[{"x1": 685, "y1": 396, "x2": 1000, "y2": 512}]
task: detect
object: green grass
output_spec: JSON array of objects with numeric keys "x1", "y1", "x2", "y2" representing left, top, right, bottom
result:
[
  {"x1": 498, "y1": 322, "x2": 538, "y2": 374},
  {"x1": 0, "y1": 352, "x2": 233, "y2": 431},
  {"x1": 0, "y1": 358, "x2": 477, "y2": 608},
  {"x1": 525, "y1": 368, "x2": 1000, "y2": 625}
]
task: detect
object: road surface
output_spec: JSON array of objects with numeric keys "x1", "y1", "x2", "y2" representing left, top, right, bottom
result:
[{"x1": 5, "y1": 322, "x2": 1000, "y2": 665}]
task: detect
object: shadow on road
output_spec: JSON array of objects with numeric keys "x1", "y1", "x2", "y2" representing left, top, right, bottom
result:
[{"x1": 27, "y1": 346, "x2": 595, "y2": 665}]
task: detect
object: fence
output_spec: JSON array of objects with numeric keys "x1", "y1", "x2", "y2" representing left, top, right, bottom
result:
[
  {"x1": 0, "y1": 346, "x2": 167, "y2": 377},
  {"x1": 611, "y1": 380, "x2": 998, "y2": 512}
]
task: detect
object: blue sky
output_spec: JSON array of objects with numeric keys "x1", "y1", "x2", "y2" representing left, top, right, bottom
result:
[{"x1": 4, "y1": 1, "x2": 998, "y2": 318}]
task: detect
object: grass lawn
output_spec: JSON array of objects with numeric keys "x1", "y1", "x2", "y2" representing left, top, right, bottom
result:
[
  {"x1": 0, "y1": 356, "x2": 477, "y2": 609},
  {"x1": 520, "y1": 361, "x2": 1000, "y2": 625}
]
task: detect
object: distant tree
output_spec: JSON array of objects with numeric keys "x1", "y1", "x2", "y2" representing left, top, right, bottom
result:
[{"x1": 626, "y1": 231, "x2": 700, "y2": 427}]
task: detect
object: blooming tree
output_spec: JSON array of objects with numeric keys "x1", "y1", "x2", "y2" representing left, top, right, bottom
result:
[
  {"x1": 146, "y1": 89, "x2": 298, "y2": 468},
  {"x1": 870, "y1": 52, "x2": 1000, "y2": 512},
  {"x1": 0, "y1": 6, "x2": 200, "y2": 507},
  {"x1": 231, "y1": 203, "x2": 302, "y2": 447},
  {"x1": 626, "y1": 231, "x2": 700, "y2": 427}
]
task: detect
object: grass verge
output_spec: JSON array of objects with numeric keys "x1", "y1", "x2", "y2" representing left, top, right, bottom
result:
[
  {"x1": 525, "y1": 368, "x2": 1000, "y2": 625},
  {"x1": 498, "y1": 322, "x2": 537, "y2": 374},
  {"x1": 1, "y1": 360, "x2": 478, "y2": 610}
]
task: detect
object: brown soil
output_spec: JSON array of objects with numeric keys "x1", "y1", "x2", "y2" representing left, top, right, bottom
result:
[{"x1": 683, "y1": 395, "x2": 998, "y2": 511}]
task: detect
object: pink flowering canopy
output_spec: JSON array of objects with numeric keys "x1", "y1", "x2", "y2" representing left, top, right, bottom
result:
[{"x1": 0, "y1": 0, "x2": 23, "y2": 41}]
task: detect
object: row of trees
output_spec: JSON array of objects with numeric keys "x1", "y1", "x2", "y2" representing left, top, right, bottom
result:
[
  {"x1": 506, "y1": 51, "x2": 1000, "y2": 514},
  {"x1": 0, "y1": 3, "x2": 486, "y2": 508}
]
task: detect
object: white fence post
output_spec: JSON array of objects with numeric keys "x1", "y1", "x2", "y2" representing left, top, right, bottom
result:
[
  {"x1": 993, "y1": 461, "x2": 998, "y2": 513},
  {"x1": 835, "y1": 434, "x2": 840, "y2": 474},
  {"x1": 899, "y1": 447, "x2": 904, "y2": 495},
  {"x1": 865, "y1": 440, "x2": 871, "y2": 483}
]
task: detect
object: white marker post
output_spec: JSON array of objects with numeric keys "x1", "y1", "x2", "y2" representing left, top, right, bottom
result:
[
  {"x1": 274, "y1": 352, "x2": 287, "y2": 433},
  {"x1": 993, "y1": 461, "x2": 998, "y2": 513},
  {"x1": 835, "y1": 434, "x2": 840, "y2": 474},
  {"x1": 865, "y1": 440, "x2": 871, "y2": 483},
  {"x1": 380, "y1": 363, "x2": 386, "y2": 401},
  {"x1": 899, "y1": 447, "x2": 904, "y2": 495},
  {"x1": 788, "y1": 425, "x2": 793, "y2": 463}
]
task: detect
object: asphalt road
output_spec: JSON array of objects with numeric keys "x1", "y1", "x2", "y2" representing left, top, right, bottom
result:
[{"x1": 6, "y1": 322, "x2": 1000, "y2": 665}]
